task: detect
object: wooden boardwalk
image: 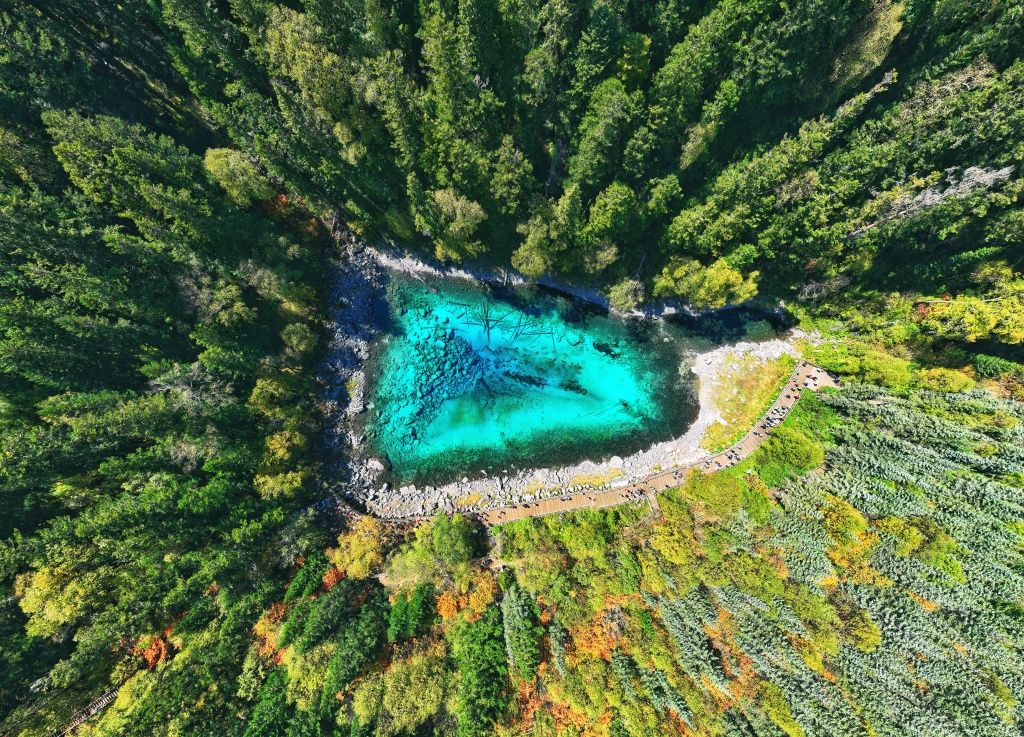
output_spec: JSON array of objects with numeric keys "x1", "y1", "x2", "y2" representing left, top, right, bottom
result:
[
  {"x1": 53, "y1": 688, "x2": 119, "y2": 737},
  {"x1": 479, "y1": 361, "x2": 836, "y2": 526}
]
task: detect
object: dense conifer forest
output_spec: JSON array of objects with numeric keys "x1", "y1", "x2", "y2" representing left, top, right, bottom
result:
[{"x1": 1, "y1": 0, "x2": 1023, "y2": 735}]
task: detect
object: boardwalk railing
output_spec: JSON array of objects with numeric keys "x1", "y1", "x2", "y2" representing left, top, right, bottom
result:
[
  {"x1": 479, "y1": 361, "x2": 838, "y2": 525},
  {"x1": 53, "y1": 689, "x2": 118, "y2": 737}
]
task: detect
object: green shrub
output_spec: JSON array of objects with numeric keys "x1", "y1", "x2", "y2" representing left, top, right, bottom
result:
[
  {"x1": 682, "y1": 470, "x2": 743, "y2": 519},
  {"x1": 387, "y1": 582, "x2": 436, "y2": 642},
  {"x1": 500, "y1": 582, "x2": 542, "y2": 680},
  {"x1": 975, "y1": 353, "x2": 1022, "y2": 378},
  {"x1": 761, "y1": 427, "x2": 825, "y2": 472}
]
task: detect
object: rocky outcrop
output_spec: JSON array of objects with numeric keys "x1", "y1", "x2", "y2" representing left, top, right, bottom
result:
[{"x1": 318, "y1": 233, "x2": 386, "y2": 508}]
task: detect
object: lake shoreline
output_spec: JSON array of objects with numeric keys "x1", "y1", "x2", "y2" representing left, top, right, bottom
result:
[
  {"x1": 367, "y1": 242, "x2": 788, "y2": 320},
  {"x1": 321, "y1": 234, "x2": 811, "y2": 519}
]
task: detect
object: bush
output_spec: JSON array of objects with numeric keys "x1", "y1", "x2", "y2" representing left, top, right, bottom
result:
[
  {"x1": 974, "y1": 353, "x2": 1022, "y2": 378},
  {"x1": 284, "y1": 554, "x2": 330, "y2": 603},
  {"x1": 500, "y1": 582, "x2": 542, "y2": 680},
  {"x1": 430, "y1": 514, "x2": 478, "y2": 567},
  {"x1": 682, "y1": 470, "x2": 743, "y2": 519},
  {"x1": 387, "y1": 583, "x2": 436, "y2": 642},
  {"x1": 758, "y1": 427, "x2": 825, "y2": 485},
  {"x1": 917, "y1": 367, "x2": 974, "y2": 391},
  {"x1": 204, "y1": 148, "x2": 275, "y2": 206},
  {"x1": 761, "y1": 427, "x2": 824, "y2": 471},
  {"x1": 810, "y1": 341, "x2": 913, "y2": 391},
  {"x1": 453, "y1": 607, "x2": 509, "y2": 737}
]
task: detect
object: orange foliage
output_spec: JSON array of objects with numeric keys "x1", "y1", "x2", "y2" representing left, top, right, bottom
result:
[
  {"x1": 704, "y1": 607, "x2": 757, "y2": 700},
  {"x1": 134, "y1": 636, "x2": 173, "y2": 670},
  {"x1": 515, "y1": 679, "x2": 542, "y2": 728},
  {"x1": 727, "y1": 653, "x2": 760, "y2": 701},
  {"x1": 794, "y1": 639, "x2": 839, "y2": 683},
  {"x1": 322, "y1": 566, "x2": 345, "y2": 591},
  {"x1": 253, "y1": 602, "x2": 287, "y2": 657},
  {"x1": 548, "y1": 700, "x2": 590, "y2": 731},
  {"x1": 907, "y1": 590, "x2": 940, "y2": 611},
  {"x1": 437, "y1": 591, "x2": 460, "y2": 620},
  {"x1": 767, "y1": 552, "x2": 789, "y2": 580},
  {"x1": 258, "y1": 637, "x2": 279, "y2": 659},
  {"x1": 573, "y1": 613, "x2": 615, "y2": 660}
]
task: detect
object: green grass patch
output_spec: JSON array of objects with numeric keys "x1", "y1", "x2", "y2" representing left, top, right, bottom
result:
[{"x1": 702, "y1": 352, "x2": 798, "y2": 452}]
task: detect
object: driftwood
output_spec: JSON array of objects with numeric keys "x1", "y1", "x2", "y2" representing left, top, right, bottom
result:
[{"x1": 797, "y1": 275, "x2": 850, "y2": 302}]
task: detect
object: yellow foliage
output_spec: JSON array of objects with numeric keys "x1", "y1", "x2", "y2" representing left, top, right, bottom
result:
[
  {"x1": 648, "y1": 519, "x2": 696, "y2": 567},
  {"x1": 759, "y1": 681, "x2": 806, "y2": 737},
  {"x1": 16, "y1": 567, "x2": 95, "y2": 638},
  {"x1": 457, "y1": 492, "x2": 483, "y2": 508},
  {"x1": 917, "y1": 367, "x2": 975, "y2": 392},
  {"x1": 701, "y1": 351, "x2": 798, "y2": 451},
  {"x1": 254, "y1": 471, "x2": 305, "y2": 499},
  {"x1": 829, "y1": 1, "x2": 905, "y2": 94},
  {"x1": 353, "y1": 645, "x2": 448, "y2": 735},
  {"x1": 248, "y1": 377, "x2": 287, "y2": 416},
  {"x1": 328, "y1": 517, "x2": 384, "y2": 579},
  {"x1": 264, "y1": 430, "x2": 305, "y2": 466},
  {"x1": 522, "y1": 480, "x2": 551, "y2": 497},
  {"x1": 568, "y1": 469, "x2": 624, "y2": 487},
  {"x1": 468, "y1": 574, "x2": 497, "y2": 613}
]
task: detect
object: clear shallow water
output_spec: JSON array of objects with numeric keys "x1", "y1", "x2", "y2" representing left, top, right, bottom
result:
[{"x1": 363, "y1": 273, "x2": 785, "y2": 485}]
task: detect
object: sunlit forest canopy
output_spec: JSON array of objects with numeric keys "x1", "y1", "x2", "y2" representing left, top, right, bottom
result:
[
  {"x1": 141, "y1": 0, "x2": 1024, "y2": 322},
  {"x1": 1, "y1": 0, "x2": 1023, "y2": 736}
]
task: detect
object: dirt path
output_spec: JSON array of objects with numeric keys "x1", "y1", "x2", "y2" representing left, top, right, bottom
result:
[{"x1": 479, "y1": 361, "x2": 837, "y2": 526}]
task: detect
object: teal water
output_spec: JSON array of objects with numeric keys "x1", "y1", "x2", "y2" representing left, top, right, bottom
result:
[{"x1": 364, "y1": 273, "x2": 782, "y2": 484}]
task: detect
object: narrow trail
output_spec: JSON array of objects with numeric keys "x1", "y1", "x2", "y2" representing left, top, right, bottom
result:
[{"x1": 479, "y1": 361, "x2": 837, "y2": 526}]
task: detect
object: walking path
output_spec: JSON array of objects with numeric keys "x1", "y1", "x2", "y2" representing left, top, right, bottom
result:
[
  {"x1": 53, "y1": 688, "x2": 119, "y2": 737},
  {"x1": 479, "y1": 361, "x2": 836, "y2": 525}
]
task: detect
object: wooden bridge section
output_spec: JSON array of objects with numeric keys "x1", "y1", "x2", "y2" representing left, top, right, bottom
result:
[{"x1": 53, "y1": 688, "x2": 118, "y2": 737}]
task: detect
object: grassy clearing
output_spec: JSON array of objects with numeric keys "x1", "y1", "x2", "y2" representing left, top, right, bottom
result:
[
  {"x1": 701, "y1": 352, "x2": 798, "y2": 452},
  {"x1": 568, "y1": 468, "x2": 624, "y2": 488},
  {"x1": 456, "y1": 492, "x2": 483, "y2": 508},
  {"x1": 521, "y1": 480, "x2": 553, "y2": 497}
]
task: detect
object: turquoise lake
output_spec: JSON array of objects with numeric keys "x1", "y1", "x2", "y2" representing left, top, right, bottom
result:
[{"x1": 363, "y1": 273, "x2": 784, "y2": 484}]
